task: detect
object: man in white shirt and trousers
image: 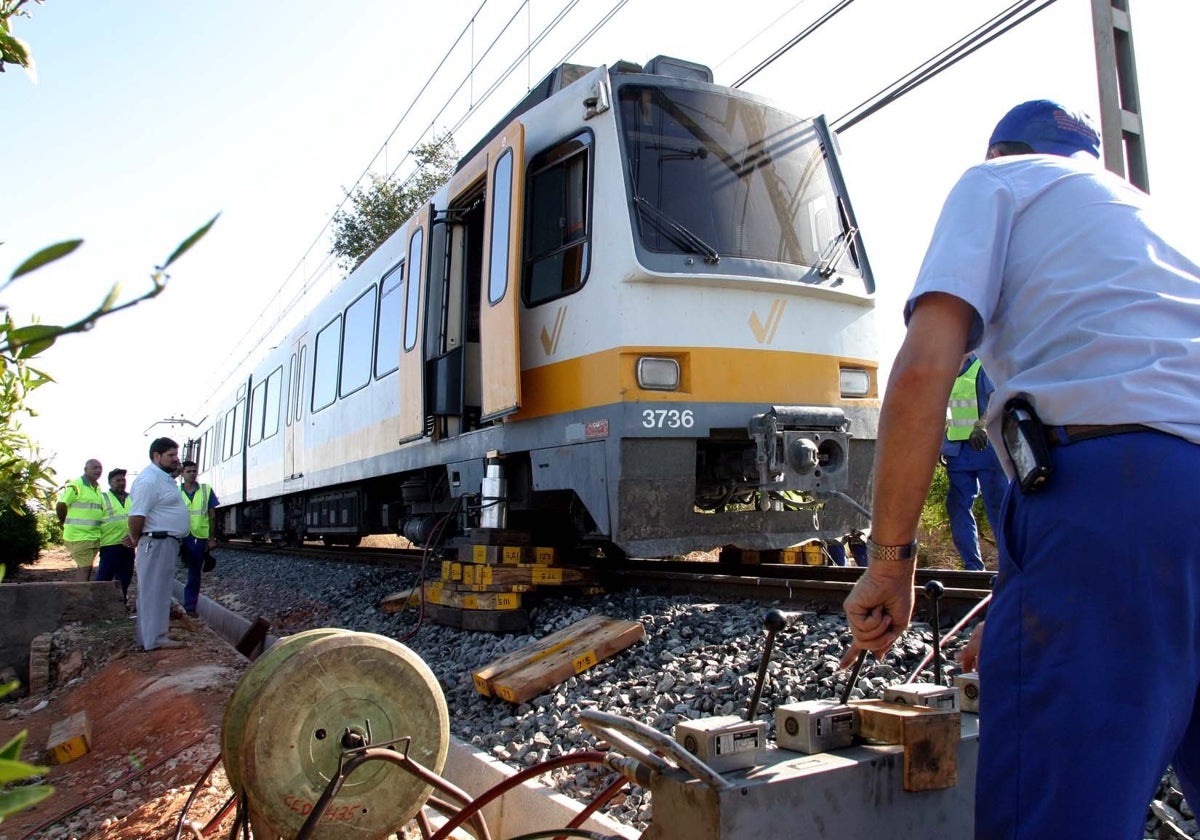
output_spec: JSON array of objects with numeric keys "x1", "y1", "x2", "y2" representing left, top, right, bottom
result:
[{"x1": 124, "y1": 437, "x2": 191, "y2": 650}]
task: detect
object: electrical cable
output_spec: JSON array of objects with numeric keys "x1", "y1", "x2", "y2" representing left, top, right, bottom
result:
[
  {"x1": 17, "y1": 734, "x2": 210, "y2": 840},
  {"x1": 732, "y1": 0, "x2": 858, "y2": 88},
  {"x1": 172, "y1": 751, "x2": 224, "y2": 840},
  {"x1": 427, "y1": 751, "x2": 609, "y2": 840},
  {"x1": 832, "y1": 0, "x2": 1060, "y2": 133},
  {"x1": 713, "y1": 0, "x2": 811, "y2": 73}
]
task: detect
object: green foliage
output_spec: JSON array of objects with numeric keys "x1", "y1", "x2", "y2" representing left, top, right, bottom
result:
[
  {"x1": 330, "y1": 131, "x2": 458, "y2": 272},
  {"x1": 920, "y1": 462, "x2": 993, "y2": 538},
  {"x1": 0, "y1": 566, "x2": 55, "y2": 824},
  {"x1": 0, "y1": 217, "x2": 219, "y2": 517},
  {"x1": 0, "y1": 0, "x2": 39, "y2": 80},
  {"x1": 36, "y1": 510, "x2": 61, "y2": 546},
  {"x1": 0, "y1": 507, "x2": 39, "y2": 572}
]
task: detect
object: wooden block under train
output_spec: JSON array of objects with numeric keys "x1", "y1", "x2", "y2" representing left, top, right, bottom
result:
[
  {"x1": 458, "y1": 545, "x2": 561, "y2": 565},
  {"x1": 480, "y1": 616, "x2": 646, "y2": 704}
]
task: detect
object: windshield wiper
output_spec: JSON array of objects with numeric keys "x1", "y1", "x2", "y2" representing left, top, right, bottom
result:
[
  {"x1": 816, "y1": 225, "x2": 858, "y2": 279},
  {"x1": 633, "y1": 196, "x2": 720, "y2": 264}
]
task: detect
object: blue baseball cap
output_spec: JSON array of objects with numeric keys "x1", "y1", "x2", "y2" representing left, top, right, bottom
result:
[{"x1": 988, "y1": 100, "x2": 1101, "y2": 158}]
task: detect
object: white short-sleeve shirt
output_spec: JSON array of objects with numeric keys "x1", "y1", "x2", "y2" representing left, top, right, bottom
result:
[
  {"x1": 906, "y1": 154, "x2": 1200, "y2": 445},
  {"x1": 129, "y1": 462, "x2": 191, "y2": 536}
]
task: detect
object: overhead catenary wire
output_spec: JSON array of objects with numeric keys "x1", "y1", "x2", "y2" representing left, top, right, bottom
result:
[
  {"x1": 732, "y1": 0, "x2": 858, "y2": 89},
  {"x1": 200, "y1": 0, "x2": 595, "y2": 406},
  {"x1": 832, "y1": 0, "x2": 1061, "y2": 133}
]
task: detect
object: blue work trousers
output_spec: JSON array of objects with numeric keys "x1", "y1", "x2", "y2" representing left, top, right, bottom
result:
[
  {"x1": 96, "y1": 544, "x2": 135, "y2": 603},
  {"x1": 978, "y1": 431, "x2": 1200, "y2": 839},
  {"x1": 945, "y1": 445, "x2": 1008, "y2": 570},
  {"x1": 180, "y1": 535, "x2": 207, "y2": 614}
]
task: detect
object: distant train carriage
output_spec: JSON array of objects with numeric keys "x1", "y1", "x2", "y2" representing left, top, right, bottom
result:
[{"x1": 186, "y1": 55, "x2": 879, "y2": 558}]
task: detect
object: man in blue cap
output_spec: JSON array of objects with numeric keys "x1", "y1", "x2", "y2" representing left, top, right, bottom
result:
[{"x1": 840, "y1": 99, "x2": 1200, "y2": 838}]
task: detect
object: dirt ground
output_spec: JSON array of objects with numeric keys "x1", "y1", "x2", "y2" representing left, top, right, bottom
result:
[{"x1": 0, "y1": 548, "x2": 248, "y2": 840}]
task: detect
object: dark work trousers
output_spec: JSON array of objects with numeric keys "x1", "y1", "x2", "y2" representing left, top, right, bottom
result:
[
  {"x1": 977, "y1": 431, "x2": 1200, "y2": 839},
  {"x1": 180, "y1": 535, "x2": 207, "y2": 614},
  {"x1": 944, "y1": 444, "x2": 1008, "y2": 570},
  {"x1": 96, "y1": 544, "x2": 135, "y2": 603}
]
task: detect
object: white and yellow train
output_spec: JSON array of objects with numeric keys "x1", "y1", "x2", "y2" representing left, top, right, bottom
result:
[{"x1": 188, "y1": 55, "x2": 879, "y2": 558}]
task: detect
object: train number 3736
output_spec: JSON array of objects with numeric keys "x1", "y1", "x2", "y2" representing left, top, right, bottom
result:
[{"x1": 642, "y1": 409, "x2": 695, "y2": 429}]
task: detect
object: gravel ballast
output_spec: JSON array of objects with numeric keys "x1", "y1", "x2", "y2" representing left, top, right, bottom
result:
[{"x1": 188, "y1": 547, "x2": 1196, "y2": 838}]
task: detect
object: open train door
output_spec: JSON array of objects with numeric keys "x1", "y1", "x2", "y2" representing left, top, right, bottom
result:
[
  {"x1": 398, "y1": 208, "x2": 432, "y2": 443},
  {"x1": 479, "y1": 122, "x2": 525, "y2": 421}
]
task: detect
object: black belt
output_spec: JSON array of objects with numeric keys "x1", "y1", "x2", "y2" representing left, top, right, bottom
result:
[
  {"x1": 145, "y1": 532, "x2": 182, "y2": 540},
  {"x1": 1044, "y1": 423, "x2": 1155, "y2": 448}
]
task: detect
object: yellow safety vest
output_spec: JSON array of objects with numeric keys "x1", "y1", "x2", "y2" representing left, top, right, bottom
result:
[
  {"x1": 946, "y1": 359, "x2": 983, "y2": 441},
  {"x1": 99, "y1": 491, "x2": 132, "y2": 547},
  {"x1": 59, "y1": 477, "x2": 104, "y2": 541},
  {"x1": 182, "y1": 484, "x2": 212, "y2": 539}
]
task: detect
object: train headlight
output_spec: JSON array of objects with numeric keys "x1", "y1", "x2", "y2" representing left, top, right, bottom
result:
[
  {"x1": 839, "y1": 367, "x2": 870, "y2": 397},
  {"x1": 637, "y1": 357, "x2": 680, "y2": 391}
]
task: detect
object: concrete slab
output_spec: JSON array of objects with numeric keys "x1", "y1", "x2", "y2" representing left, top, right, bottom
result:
[{"x1": 0, "y1": 580, "x2": 125, "y2": 686}]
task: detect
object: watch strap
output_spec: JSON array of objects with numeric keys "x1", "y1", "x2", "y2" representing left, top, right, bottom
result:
[{"x1": 867, "y1": 539, "x2": 919, "y2": 562}]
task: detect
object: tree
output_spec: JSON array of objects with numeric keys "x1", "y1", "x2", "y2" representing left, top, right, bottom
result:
[
  {"x1": 0, "y1": 0, "x2": 38, "y2": 79},
  {"x1": 330, "y1": 131, "x2": 458, "y2": 272}
]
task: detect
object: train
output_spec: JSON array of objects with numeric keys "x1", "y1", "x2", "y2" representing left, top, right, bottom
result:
[{"x1": 185, "y1": 54, "x2": 880, "y2": 559}]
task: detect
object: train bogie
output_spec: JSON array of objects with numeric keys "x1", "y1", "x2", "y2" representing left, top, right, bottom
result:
[{"x1": 182, "y1": 55, "x2": 879, "y2": 558}]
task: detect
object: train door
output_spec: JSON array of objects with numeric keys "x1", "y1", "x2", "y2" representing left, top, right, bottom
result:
[
  {"x1": 424, "y1": 151, "x2": 488, "y2": 439},
  {"x1": 480, "y1": 122, "x2": 526, "y2": 421},
  {"x1": 398, "y1": 209, "x2": 432, "y2": 443},
  {"x1": 285, "y1": 333, "x2": 307, "y2": 482}
]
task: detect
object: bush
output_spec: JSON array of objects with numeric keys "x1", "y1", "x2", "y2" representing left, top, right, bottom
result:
[
  {"x1": 36, "y1": 512, "x2": 62, "y2": 547},
  {"x1": 0, "y1": 507, "x2": 40, "y2": 573}
]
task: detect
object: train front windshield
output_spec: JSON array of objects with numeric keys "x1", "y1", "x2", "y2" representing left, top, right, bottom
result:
[{"x1": 617, "y1": 83, "x2": 864, "y2": 288}]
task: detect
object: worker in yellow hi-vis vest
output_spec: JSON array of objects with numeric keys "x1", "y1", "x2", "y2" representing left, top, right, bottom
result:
[
  {"x1": 96, "y1": 468, "x2": 135, "y2": 604},
  {"x1": 55, "y1": 458, "x2": 105, "y2": 581},
  {"x1": 943, "y1": 354, "x2": 1007, "y2": 570},
  {"x1": 179, "y1": 460, "x2": 219, "y2": 617}
]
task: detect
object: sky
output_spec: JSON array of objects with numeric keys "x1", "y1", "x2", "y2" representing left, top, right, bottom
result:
[{"x1": 5, "y1": 0, "x2": 1198, "y2": 487}]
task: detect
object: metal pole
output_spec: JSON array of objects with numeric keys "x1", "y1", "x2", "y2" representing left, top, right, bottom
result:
[{"x1": 1090, "y1": 0, "x2": 1149, "y2": 191}]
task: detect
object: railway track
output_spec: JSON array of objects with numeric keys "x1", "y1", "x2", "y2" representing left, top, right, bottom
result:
[{"x1": 218, "y1": 539, "x2": 991, "y2": 618}]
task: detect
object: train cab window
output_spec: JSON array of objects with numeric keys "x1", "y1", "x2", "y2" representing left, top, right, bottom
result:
[
  {"x1": 313, "y1": 316, "x2": 342, "y2": 412},
  {"x1": 375, "y1": 262, "x2": 403, "y2": 378},
  {"x1": 263, "y1": 366, "x2": 283, "y2": 439},
  {"x1": 341, "y1": 285, "x2": 376, "y2": 397},
  {"x1": 488, "y1": 148, "x2": 515, "y2": 305},
  {"x1": 404, "y1": 230, "x2": 424, "y2": 352},
  {"x1": 523, "y1": 133, "x2": 591, "y2": 306},
  {"x1": 249, "y1": 380, "x2": 267, "y2": 446}
]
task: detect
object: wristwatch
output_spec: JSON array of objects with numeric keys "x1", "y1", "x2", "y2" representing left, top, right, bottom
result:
[{"x1": 867, "y1": 539, "x2": 919, "y2": 563}]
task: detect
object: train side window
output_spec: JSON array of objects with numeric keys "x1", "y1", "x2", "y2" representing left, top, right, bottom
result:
[
  {"x1": 488, "y1": 148, "x2": 514, "y2": 305},
  {"x1": 297, "y1": 345, "x2": 307, "y2": 422},
  {"x1": 312, "y1": 315, "x2": 342, "y2": 412},
  {"x1": 263, "y1": 366, "x2": 283, "y2": 439},
  {"x1": 404, "y1": 230, "x2": 424, "y2": 352},
  {"x1": 523, "y1": 133, "x2": 591, "y2": 306},
  {"x1": 248, "y1": 380, "x2": 267, "y2": 446},
  {"x1": 341, "y1": 285, "x2": 376, "y2": 397},
  {"x1": 286, "y1": 353, "x2": 296, "y2": 426},
  {"x1": 376, "y1": 262, "x2": 403, "y2": 378},
  {"x1": 231, "y1": 397, "x2": 245, "y2": 456},
  {"x1": 215, "y1": 413, "x2": 226, "y2": 462}
]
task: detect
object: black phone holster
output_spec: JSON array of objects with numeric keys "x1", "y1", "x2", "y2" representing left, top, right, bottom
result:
[{"x1": 1001, "y1": 396, "x2": 1054, "y2": 494}]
